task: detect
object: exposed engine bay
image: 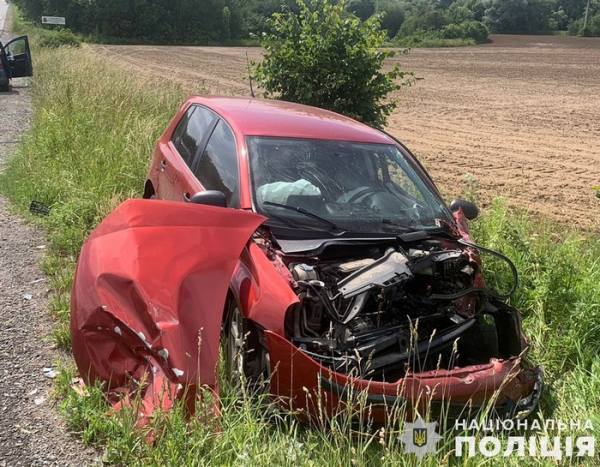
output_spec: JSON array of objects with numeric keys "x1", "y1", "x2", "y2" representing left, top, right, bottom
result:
[{"x1": 281, "y1": 235, "x2": 525, "y2": 382}]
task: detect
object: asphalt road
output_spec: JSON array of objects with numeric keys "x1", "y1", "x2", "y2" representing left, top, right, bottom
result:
[{"x1": 0, "y1": 0, "x2": 9, "y2": 36}]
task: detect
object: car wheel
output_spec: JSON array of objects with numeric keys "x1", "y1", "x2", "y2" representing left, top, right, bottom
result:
[
  {"x1": 0, "y1": 82, "x2": 9, "y2": 93},
  {"x1": 222, "y1": 300, "x2": 269, "y2": 395},
  {"x1": 226, "y1": 303, "x2": 246, "y2": 382}
]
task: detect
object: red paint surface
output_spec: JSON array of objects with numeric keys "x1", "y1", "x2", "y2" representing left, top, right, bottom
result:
[
  {"x1": 183, "y1": 96, "x2": 393, "y2": 143},
  {"x1": 71, "y1": 199, "x2": 264, "y2": 419},
  {"x1": 266, "y1": 331, "x2": 538, "y2": 424}
]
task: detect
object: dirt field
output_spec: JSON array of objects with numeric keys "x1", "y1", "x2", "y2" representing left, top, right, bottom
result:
[{"x1": 90, "y1": 35, "x2": 600, "y2": 229}]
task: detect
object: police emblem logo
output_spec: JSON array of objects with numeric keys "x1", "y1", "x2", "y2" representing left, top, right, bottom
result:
[
  {"x1": 399, "y1": 416, "x2": 443, "y2": 458},
  {"x1": 413, "y1": 427, "x2": 427, "y2": 447}
]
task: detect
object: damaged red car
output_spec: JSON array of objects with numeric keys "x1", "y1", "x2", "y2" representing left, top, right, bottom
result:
[{"x1": 71, "y1": 96, "x2": 542, "y2": 425}]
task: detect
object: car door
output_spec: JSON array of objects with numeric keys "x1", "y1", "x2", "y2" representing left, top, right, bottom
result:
[
  {"x1": 192, "y1": 119, "x2": 240, "y2": 207},
  {"x1": 4, "y1": 36, "x2": 33, "y2": 78},
  {"x1": 161, "y1": 105, "x2": 218, "y2": 202}
]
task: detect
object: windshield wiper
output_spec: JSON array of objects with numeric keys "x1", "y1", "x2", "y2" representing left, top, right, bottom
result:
[
  {"x1": 263, "y1": 201, "x2": 342, "y2": 232},
  {"x1": 379, "y1": 218, "x2": 419, "y2": 231}
]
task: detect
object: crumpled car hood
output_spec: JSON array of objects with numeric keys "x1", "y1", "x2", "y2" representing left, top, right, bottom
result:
[{"x1": 71, "y1": 199, "x2": 264, "y2": 419}]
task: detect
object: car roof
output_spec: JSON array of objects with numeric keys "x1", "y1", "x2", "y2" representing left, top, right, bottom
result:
[{"x1": 188, "y1": 96, "x2": 394, "y2": 145}]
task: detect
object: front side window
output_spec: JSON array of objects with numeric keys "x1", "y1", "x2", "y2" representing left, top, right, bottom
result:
[
  {"x1": 195, "y1": 120, "x2": 239, "y2": 207},
  {"x1": 171, "y1": 106, "x2": 217, "y2": 168},
  {"x1": 248, "y1": 137, "x2": 452, "y2": 234},
  {"x1": 7, "y1": 38, "x2": 26, "y2": 55}
]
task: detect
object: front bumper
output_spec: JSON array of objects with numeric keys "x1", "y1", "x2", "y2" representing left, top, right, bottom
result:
[{"x1": 265, "y1": 331, "x2": 543, "y2": 425}]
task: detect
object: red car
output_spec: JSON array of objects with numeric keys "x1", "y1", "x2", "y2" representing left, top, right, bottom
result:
[{"x1": 71, "y1": 96, "x2": 542, "y2": 425}]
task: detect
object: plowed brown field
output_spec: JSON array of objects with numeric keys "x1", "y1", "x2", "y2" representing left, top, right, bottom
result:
[{"x1": 90, "y1": 35, "x2": 600, "y2": 229}]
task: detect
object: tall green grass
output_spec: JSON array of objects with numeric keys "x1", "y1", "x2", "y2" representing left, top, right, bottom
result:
[{"x1": 0, "y1": 30, "x2": 598, "y2": 467}]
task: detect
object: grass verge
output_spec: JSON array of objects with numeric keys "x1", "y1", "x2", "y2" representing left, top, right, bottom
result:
[{"x1": 0, "y1": 24, "x2": 598, "y2": 467}]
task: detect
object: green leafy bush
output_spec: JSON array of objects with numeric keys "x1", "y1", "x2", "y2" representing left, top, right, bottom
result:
[
  {"x1": 568, "y1": 13, "x2": 600, "y2": 36},
  {"x1": 447, "y1": 3, "x2": 475, "y2": 23},
  {"x1": 419, "y1": 9, "x2": 449, "y2": 30},
  {"x1": 397, "y1": 15, "x2": 420, "y2": 37},
  {"x1": 253, "y1": 0, "x2": 411, "y2": 128},
  {"x1": 345, "y1": 0, "x2": 375, "y2": 21},
  {"x1": 568, "y1": 17, "x2": 584, "y2": 34},
  {"x1": 441, "y1": 23, "x2": 464, "y2": 38},
  {"x1": 399, "y1": 18, "x2": 487, "y2": 46},
  {"x1": 463, "y1": 19, "x2": 489, "y2": 42},
  {"x1": 37, "y1": 28, "x2": 82, "y2": 48},
  {"x1": 584, "y1": 14, "x2": 600, "y2": 36},
  {"x1": 396, "y1": 29, "x2": 476, "y2": 47}
]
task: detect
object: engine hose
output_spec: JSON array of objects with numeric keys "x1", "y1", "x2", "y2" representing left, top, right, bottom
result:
[
  {"x1": 430, "y1": 239, "x2": 519, "y2": 301},
  {"x1": 430, "y1": 286, "x2": 492, "y2": 301},
  {"x1": 298, "y1": 280, "x2": 344, "y2": 322}
]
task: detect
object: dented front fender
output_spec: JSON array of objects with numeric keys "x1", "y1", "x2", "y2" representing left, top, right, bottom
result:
[{"x1": 71, "y1": 199, "x2": 264, "y2": 417}]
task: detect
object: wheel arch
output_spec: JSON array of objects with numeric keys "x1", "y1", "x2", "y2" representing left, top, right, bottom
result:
[{"x1": 143, "y1": 180, "x2": 156, "y2": 199}]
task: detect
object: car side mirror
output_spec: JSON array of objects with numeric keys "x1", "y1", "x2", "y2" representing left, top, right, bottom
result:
[
  {"x1": 449, "y1": 199, "x2": 479, "y2": 220},
  {"x1": 190, "y1": 190, "x2": 227, "y2": 208}
]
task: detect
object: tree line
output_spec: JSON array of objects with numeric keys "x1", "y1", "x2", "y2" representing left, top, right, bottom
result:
[{"x1": 12, "y1": 0, "x2": 600, "y2": 43}]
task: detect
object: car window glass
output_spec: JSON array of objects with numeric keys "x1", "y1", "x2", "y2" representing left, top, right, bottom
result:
[
  {"x1": 171, "y1": 107, "x2": 195, "y2": 163},
  {"x1": 7, "y1": 39, "x2": 26, "y2": 55},
  {"x1": 195, "y1": 120, "x2": 239, "y2": 207},
  {"x1": 248, "y1": 137, "x2": 452, "y2": 232},
  {"x1": 172, "y1": 106, "x2": 217, "y2": 168},
  {"x1": 376, "y1": 155, "x2": 426, "y2": 203}
]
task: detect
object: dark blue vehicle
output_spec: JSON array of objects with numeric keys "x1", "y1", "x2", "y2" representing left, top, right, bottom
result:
[{"x1": 0, "y1": 36, "x2": 33, "y2": 92}]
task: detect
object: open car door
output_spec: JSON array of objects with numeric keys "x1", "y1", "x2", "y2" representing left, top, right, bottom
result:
[{"x1": 5, "y1": 36, "x2": 33, "y2": 78}]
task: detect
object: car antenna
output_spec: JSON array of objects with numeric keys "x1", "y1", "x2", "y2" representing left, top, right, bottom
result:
[{"x1": 246, "y1": 52, "x2": 256, "y2": 99}]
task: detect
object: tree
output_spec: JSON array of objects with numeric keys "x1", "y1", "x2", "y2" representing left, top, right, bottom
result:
[
  {"x1": 253, "y1": 0, "x2": 411, "y2": 128},
  {"x1": 559, "y1": 0, "x2": 590, "y2": 21},
  {"x1": 463, "y1": 19, "x2": 489, "y2": 41},
  {"x1": 484, "y1": 0, "x2": 555, "y2": 32},
  {"x1": 420, "y1": 9, "x2": 449, "y2": 29},
  {"x1": 483, "y1": 0, "x2": 529, "y2": 32},
  {"x1": 345, "y1": 0, "x2": 375, "y2": 20},
  {"x1": 435, "y1": 0, "x2": 455, "y2": 9},
  {"x1": 447, "y1": 3, "x2": 475, "y2": 23},
  {"x1": 378, "y1": 1, "x2": 406, "y2": 37},
  {"x1": 398, "y1": 15, "x2": 422, "y2": 36},
  {"x1": 456, "y1": 0, "x2": 486, "y2": 21},
  {"x1": 11, "y1": 0, "x2": 45, "y2": 21}
]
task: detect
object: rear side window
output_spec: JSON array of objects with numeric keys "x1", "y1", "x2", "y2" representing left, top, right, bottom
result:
[
  {"x1": 171, "y1": 106, "x2": 217, "y2": 168},
  {"x1": 195, "y1": 120, "x2": 239, "y2": 207}
]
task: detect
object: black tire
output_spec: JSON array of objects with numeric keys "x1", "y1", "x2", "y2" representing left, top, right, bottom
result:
[
  {"x1": 0, "y1": 81, "x2": 9, "y2": 93},
  {"x1": 224, "y1": 301, "x2": 247, "y2": 383},
  {"x1": 222, "y1": 299, "x2": 269, "y2": 394}
]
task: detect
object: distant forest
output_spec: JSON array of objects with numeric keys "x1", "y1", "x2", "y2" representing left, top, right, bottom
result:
[{"x1": 12, "y1": 0, "x2": 600, "y2": 43}]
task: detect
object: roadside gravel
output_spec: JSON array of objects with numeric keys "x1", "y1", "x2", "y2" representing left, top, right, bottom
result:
[{"x1": 0, "y1": 19, "x2": 100, "y2": 467}]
